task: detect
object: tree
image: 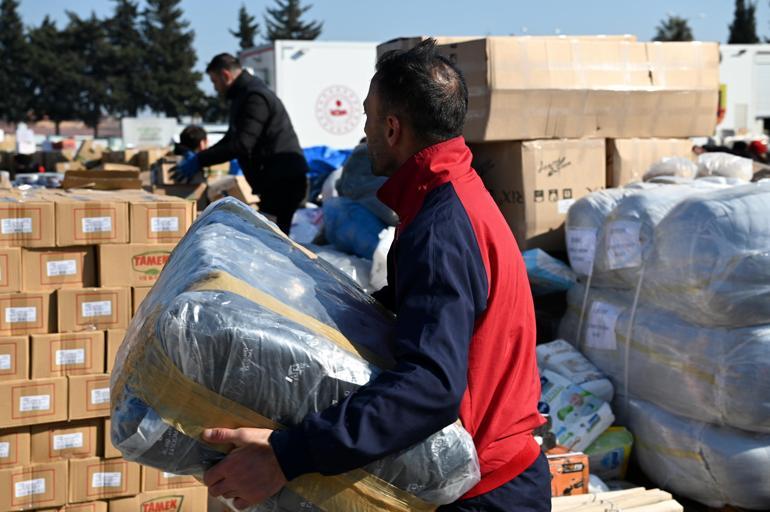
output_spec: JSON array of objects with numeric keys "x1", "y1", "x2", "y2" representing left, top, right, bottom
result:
[
  {"x1": 27, "y1": 16, "x2": 79, "y2": 134},
  {"x1": 142, "y1": 0, "x2": 204, "y2": 118},
  {"x1": 231, "y1": 4, "x2": 260, "y2": 50},
  {"x1": 728, "y1": 0, "x2": 760, "y2": 43},
  {"x1": 264, "y1": 0, "x2": 322, "y2": 41},
  {"x1": 653, "y1": 15, "x2": 694, "y2": 42},
  {"x1": 0, "y1": 0, "x2": 31, "y2": 124},
  {"x1": 105, "y1": 0, "x2": 148, "y2": 117}
]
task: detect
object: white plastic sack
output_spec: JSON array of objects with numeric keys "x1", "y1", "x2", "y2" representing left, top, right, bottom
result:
[
  {"x1": 369, "y1": 227, "x2": 394, "y2": 293},
  {"x1": 627, "y1": 398, "x2": 770, "y2": 509},
  {"x1": 696, "y1": 152, "x2": 753, "y2": 182},
  {"x1": 643, "y1": 157, "x2": 697, "y2": 181},
  {"x1": 320, "y1": 168, "x2": 342, "y2": 202},
  {"x1": 536, "y1": 339, "x2": 613, "y2": 402},
  {"x1": 289, "y1": 206, "x2": 323, "y2": 245},
  {"x1": 310, "y1": 245, "x2": 373, "y2": 293}
]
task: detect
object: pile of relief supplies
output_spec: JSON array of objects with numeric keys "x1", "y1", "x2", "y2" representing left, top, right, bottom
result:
[
  {"x1": 539, "y1": 151, "x2": 770, "y2": 508},
  {"x1": 291, "y1": 144, "x2": 398, "y2": 293},
  {"x1": 110, "y1": 198, "x2": 481, "y2": 512}
]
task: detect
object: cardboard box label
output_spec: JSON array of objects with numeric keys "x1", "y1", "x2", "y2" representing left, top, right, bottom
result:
[
  {"x1": 586, "y1": 301, "x2": 622, "y2": 351},
  {"x1": 82, "y1": 217, "x2": 113, "y2": 233},
  {"x1": 20, "y1": 394, "x2": 50, "y2": 412},
  {"x1": 566, "y1": 228, "x2": 598, "y2": 276},
  {"x1": 1, "y1": 218, "x2": 32, "y2": 234},
  {"x1": 55, "y1": 348, "x2": 85, "y2": 366},
  {"x1": 92, "y1": 471, "x2": 122, "y2": 488},
  {"x1": 150, "y1": 217, "x2": 179, "y2": 233},
  {"x1": 15, "y1": 477, "x2": 46, "y2": 497},
  {"x1": 82, "y1": 301, "x2": 112, "y2": 318},
  {"x1": 90, "y1": 387, "x2": 110, "y2": 405},
  {"x1": 0, "y1": 354, "x2": 10, "y2": 370},
  {"x1": 53, "y1": 432, "x2": 83, "y2": 450},
  {"x1": 6, "y1": 306, "x2": 36, "y2": 323},
  {"x1": 46, "y1": 259, "x2": 78, "y2": 277},
  {"x1": 0, "y1": 442, "x2": 8, "y2": 458},
  {"x1": 606, "y1": 220, "x2": 642, "y2": 270}
]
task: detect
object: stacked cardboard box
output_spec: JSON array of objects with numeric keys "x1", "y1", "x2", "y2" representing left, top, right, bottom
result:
[
  {"x1": 0, "y1": 187, "x2": 203, "y2": 512},
  {"x1": 375, "y1": 36, "x2": 720, "y2": 250}
]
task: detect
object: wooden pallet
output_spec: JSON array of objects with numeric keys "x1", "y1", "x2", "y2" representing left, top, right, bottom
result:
[{"x1": 553, "y1": 487, "x2": 684, "y2": 512}]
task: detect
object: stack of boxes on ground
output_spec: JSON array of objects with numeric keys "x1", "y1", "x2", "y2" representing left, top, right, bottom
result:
[
  {"x1": 0, "y1": 186, "x2": 207, "y2": 511},
  {"x1": 377, "y1": 35, "x2": 721, "y2": 498}
]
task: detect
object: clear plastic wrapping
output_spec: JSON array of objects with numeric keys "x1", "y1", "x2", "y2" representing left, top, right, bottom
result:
[
  {"x1": 560, "y1": 283, "x2": 770, "y2": 433},
  {"x1": 643, "y1": 182, "x2": 770, "y2": 327},
  {"x1": 110, "y1": 198, "x2": 480, "y2": 510},
  {"x1": 696, "y1": 152, "x2": 754, "y2": 182},
  {"x1": 627, "y1": 398, "x2": 770, "y2": 510}
]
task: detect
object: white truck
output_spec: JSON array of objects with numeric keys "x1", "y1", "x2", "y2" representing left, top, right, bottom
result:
[
  {"x1": 239, "y1": 40, "x2": 378, "y2": 150},
  {"x1": 717, "y1": 44, "x2": 770, "y2": 137}
]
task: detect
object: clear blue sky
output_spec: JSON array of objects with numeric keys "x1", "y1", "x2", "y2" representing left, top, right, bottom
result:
[{"x1": 18, "y1": 0, "x2": 770, "y2": 94}]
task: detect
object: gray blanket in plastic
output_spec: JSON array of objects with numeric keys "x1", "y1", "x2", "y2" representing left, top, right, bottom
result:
[{"x1": 110, "y1": 198, "x2": 479, "y2": 510}]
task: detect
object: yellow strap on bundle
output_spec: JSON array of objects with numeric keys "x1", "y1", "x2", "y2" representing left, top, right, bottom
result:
[{"x1": 113, "y1": 270, "x2": 435, "y2": 512}]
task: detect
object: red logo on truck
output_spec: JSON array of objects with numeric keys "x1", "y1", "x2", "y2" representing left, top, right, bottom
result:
[{"x1": 315, "y1": 85, "x2": 362, "y2": 135}]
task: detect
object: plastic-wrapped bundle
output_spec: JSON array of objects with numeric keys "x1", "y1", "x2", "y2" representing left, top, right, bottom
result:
[
  {"x1": 627, "y1": 398, "x2": 770, "y2": 509},
  {"x1": 643, "y1": 157, "x2": 697, "y2": 181},
  {"x1": 523, "y1": 249, "x2": 576, "y2": 296},
  {"x1": 643, "y1": 183, "x2": 770, "y2": 327},
  {"x1": 559, "y1": 283, "x2": 770, "y2": 433},
  {"x1": 323, "y1": 197, "x2": 387, "y2": 259},
  {"x1": 696, "y1": 152, "x2": 754, "y2": 182},
  {"x1": 308, "y1": 244, "x2": 373, "y2": 293},
  {"x1": 111, "y1": 198, "x2": 480, "y2": 511},
  {"x1": 336, "y1": 144, "x2": 399, "y2": 226},
  {"x1": 536, "y1": 339, "x2": 613, "y2": 402},
  {"x1": 592, "y1": 184, "x2": 719, "y2": 289}
]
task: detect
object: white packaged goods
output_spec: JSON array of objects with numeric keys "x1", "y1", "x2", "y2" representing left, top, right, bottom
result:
[
  {"x1": 584, "y1": 426, "x2": 633, "y2": 481},
  {"x1": 643, "y1": 183, "x2": 770, "y2": 327},
  {"x1": 111, "y1": 198, "x2": 479, "y2": 510},
  {"x1": 523, "y1": 250, "x2": 577, "y2": 296},
  {"x1": 539, "y1": 370, "x2": 614, "y2": 452},
  {"x1": 560, "y1": 283, "x2": 770, "y2": 433},
  {"x1": 696, "y1": 153, "x2": 754, "y2": 181},
  {"x1": 369, "y1": 227, "x2": 395, "y2": 293},
  {"x1": 310, "y1": 245, "x2": 373, "y2": 292},
  {"x1": 642, "y1": 157, "x2": 697, "y2": 181},
  {"x1": 536, "y1": 339, "x2": 613, "y2": 402},
  {"x1": 627, "y1": 398, "x2": 770, "y2": 509}
]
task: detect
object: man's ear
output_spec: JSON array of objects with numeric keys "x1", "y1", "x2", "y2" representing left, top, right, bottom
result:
[{"x1": 385, "y1": 115, "x2": 401, "y2": 148}]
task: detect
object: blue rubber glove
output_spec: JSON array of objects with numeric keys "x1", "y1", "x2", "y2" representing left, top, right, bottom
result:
[{"x1": 171, "y1": 151, "x2": 202, "y2": 183}]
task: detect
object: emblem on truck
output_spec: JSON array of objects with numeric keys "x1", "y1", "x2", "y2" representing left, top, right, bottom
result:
[{"x1": 315, "y1": 85, "x2": 362, "y2": 135}]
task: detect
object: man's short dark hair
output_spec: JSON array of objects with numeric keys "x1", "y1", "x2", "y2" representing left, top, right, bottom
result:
[
  {"x1": 206, "y1": 53, "x2": 242, "y2": 74},
  {"x1": 179, "y1": 125, "x2": 207, "y2": 152},
  {"x1": 373, "y1": 38, "x2": 468, "y2": 143}
]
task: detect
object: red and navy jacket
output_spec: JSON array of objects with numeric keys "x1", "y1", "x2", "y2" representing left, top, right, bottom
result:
[{"x1": 270, "y1": 136, "x2": 544, "y2": 499}]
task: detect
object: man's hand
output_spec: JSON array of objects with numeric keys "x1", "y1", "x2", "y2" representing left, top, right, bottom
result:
[
  {"x1": 202, "y1": 428, "x2": 288, "y2": 509},
  {"x1": 170, "y1": 152, "x2": 201, "y2": 183}
]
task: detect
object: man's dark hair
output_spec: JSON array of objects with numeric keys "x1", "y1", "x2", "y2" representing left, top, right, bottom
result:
[
  {"x1": 206, "y1": 53, "x2": 242, "y2": 74},
  {"x1": 179, "y1": 125, "x2": 207, "y2": 153},
  {"x1": 373, "y1": 38, "x2": 468, "y2": 143}
]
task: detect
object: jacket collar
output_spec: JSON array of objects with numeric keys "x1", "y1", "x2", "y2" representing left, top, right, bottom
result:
[
  {"x1": 226, "y1": 71, "x2": 252, "y2": 100},
  {"x1": 377, "y1": 136, "x2": 473, "y2": 227}
]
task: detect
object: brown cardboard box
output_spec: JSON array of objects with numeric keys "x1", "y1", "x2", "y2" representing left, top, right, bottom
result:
[
  {"x1": 61, "y1": 171, "x2": 143, "y2": 191},
  {"x1": 21, "y1": 247, "x2": 97, "y2": 291},
  {"x1": 0, "y1": 336, "x2": 28, "y2": 381},
  {"x1": 75, "y1": 139, "x2": 104, "y2": 163},
  {"x1": 57, "y1": 288, "x2": 130, "y2": 332},
  {"x1": 0, "y1": 377, "x2": 68, "y2": 428},
  {"x1": 103, "y1": 150, "x2": 140, "y2": 166},
  {"x1": 152, "y1": 184, "x2": 208, "y2": 213},
  {"x1": 0, "y1": 461, "x2": 67, "y2": 511},
  {"x1": 107, "y1": 487, "x2": 208, "y2": 512},
  {"x1": 377, "y1": 36, "x2": 483, "y2": 59},
  {"x1": 141, "y1": 467, "x2": 200, "y2": 492},
  {"x1": 68, "y1": 374, "x2": 111, "y2": 420},
  {"x1": 437, "y1": 38, "x2": 719, "y2": 141},
  {"x1": 53, "y1": 191, "x2": 129, "y2": 246},
  {"x1": 30, "y1": 421, "x2": 100, "y2": 462},
  {"x1": 103, "y1": 419, "x2": 120, "y2": 459},
  {"x1": 68, "y1": 457, "x2": 140, "y2": 503},
  {"x1": 127, "y1": 194, "x2": 194, "y2": 244},
  {"x1": 0, "y1": 429, "x2": 30, "y2": 469},
  {"x1": 99, "y1": 244, "x2": 174, "y2": 288},
  {"x1": 0, "y1": 291, "x2": 54, "y2": 336},
  {"x1": 547, "y1": 450, "x2": 589, "y2": 497},
  {"x1": 105, "y1": 330, "x2": 125, "y2": 374},
  {"x1": 0, "y1": 193, "x2": 57, "y2": 247},
  {"x1": 31, "y1": 332, "x2": 105, "y2": 378},
  {"x1": 39, "y1": 502, "x2": 108, "y2": 512},
  {"x1": 132, "y1": 287, "x2": 151, "y2": 316},
  {"x1": 206, "y1": 175, "x2": 259, "y2": 205},
  {"x1": 136, "y1": 149, "x2": 169, "y2": 172},
  {"x1": 469, "y1": 139, "x2": 606, "y2": 251},
  {"x1": 606, "y1": 138, "x2": 696, "y2": 187},
  {"x1": 55, "y1": 161, "x2": 86, "y2": 173},
  {"x1": 0, "y1": 248, "x2": 21, "y2": 293}
]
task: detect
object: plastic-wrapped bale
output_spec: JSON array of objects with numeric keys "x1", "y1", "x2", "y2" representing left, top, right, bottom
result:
[
  {"x1": 592, "y1": 184, "x2": 723, "y2": 289},
  {"x1": 643, "y1": 183, "x2": 770, "y2": 327},
  {"x1": 696, "y1": 152, "x2": 754, "y2": 182},
  {"x1": 110, "y1": 198, "x2": 480, "y2": 511},
  {"x1": 565, "y1": 186, "x2": 654, "y2": 281},
  {"x1": 308, "y1": 244, "x2": 373, "y2": 293},
  {"x1": 560, "y1": 283, "x2": 770, "y2": 433},
  {"x1": 627, "y1": 398, "x2": 770, "y2": 509},
  {"x1": 323, "y1": 196, "x2": 387, "y2": 259}
]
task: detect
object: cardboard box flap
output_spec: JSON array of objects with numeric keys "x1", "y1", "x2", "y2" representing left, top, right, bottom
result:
[{"x1": 646, "y1": 41, "x2": 720, "y2": 90}]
